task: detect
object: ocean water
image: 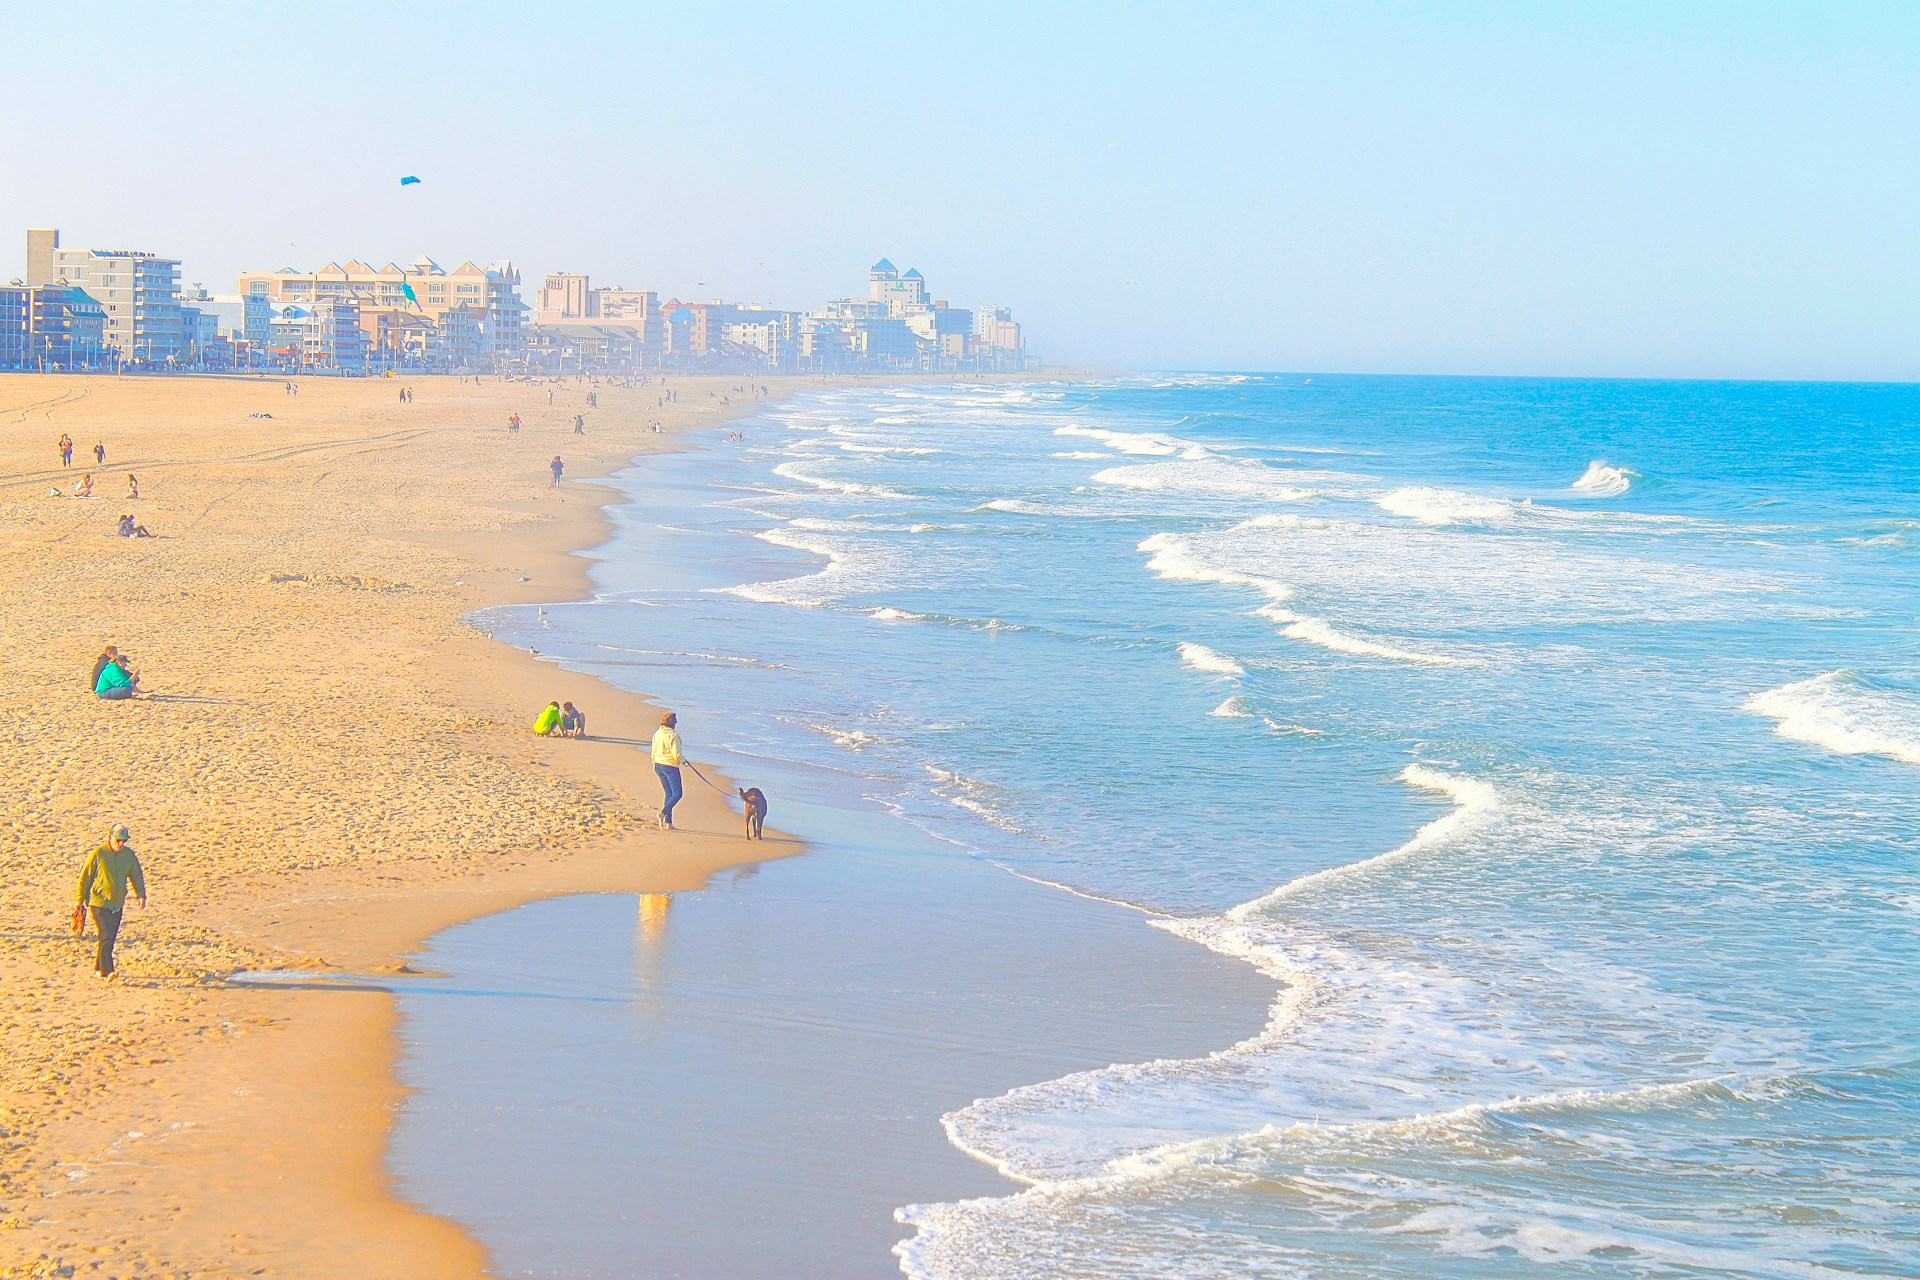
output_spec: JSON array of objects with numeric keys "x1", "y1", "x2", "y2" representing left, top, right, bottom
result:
[{"x1": 469, "y1": 374, "x2": 1920, "y2": 1278}]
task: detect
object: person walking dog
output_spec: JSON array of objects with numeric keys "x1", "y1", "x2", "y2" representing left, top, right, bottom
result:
[
  {"x1": 651, "y1": 711, "x2": 684, "y2": 830},
  {"x1": 74, "y1": 824, "x2": 147, "y2": 980}
]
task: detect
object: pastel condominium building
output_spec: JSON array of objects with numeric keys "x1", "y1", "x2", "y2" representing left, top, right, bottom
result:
[{"x1": 235, "y1": 256, "x2": 526, "y2": 370}]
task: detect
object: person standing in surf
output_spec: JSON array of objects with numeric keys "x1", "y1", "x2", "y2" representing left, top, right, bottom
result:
[{"x1": 651, "y1": 711, "x2": 684, "y2": 830}]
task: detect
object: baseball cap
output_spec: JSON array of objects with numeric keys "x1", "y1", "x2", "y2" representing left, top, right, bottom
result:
[{"x1": 110, "y1": 824, "x2": 131, "y2": 841}]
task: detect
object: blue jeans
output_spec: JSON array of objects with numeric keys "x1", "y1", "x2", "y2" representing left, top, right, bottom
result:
[{"x1": 655, "y1": 764, "x2": 683, "y2": 825}]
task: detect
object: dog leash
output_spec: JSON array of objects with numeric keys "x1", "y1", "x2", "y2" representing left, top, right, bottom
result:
[{"x1": 683, "y1": 759, "x2": 737, "y2": 799}]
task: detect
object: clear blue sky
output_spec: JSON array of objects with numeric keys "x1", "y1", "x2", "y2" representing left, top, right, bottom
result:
[{"x1": 4, "y1": 1, "x2": 1916, "y2": 378}]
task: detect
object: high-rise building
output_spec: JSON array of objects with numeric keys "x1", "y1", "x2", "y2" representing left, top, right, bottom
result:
[{"x1": 27, "y1": 229, "x2": 185, "y2": 364}]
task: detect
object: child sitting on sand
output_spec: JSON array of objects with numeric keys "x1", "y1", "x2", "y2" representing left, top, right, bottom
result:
[
  {"x1": 559, "y1": 701, "x2": 586, "y2": 738},
  {"x1": 532, "y1": 701, "x2": 562, "y2": 736},
  {"x1": 116, "y1": 514, "x2": 154, "y2": 539}
]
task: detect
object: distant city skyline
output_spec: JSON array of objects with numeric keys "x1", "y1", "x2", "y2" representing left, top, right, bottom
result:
[{"x1": 4, "y1": 2, "x2": 1917, "y2": 379}]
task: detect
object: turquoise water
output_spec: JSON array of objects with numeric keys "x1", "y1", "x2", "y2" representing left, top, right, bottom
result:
[{"x1": 479, "y1": 375, "x2": 1920, "y2": 1277}]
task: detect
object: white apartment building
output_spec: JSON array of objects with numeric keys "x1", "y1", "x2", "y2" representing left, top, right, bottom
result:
[{"x1": 27, "y1": 228, "x2": 185, "y2": 364}]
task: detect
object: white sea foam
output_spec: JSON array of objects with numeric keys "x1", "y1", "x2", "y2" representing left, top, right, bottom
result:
[
  {"x1": 1264, "y1": 610, "x2": 1469, "y2": 667},
  {"x1": 868, "y1": 606, "x2": 926, "y2": 623},
  {"x1": 1376, "y1": 486, "x2": 1518, "y2": 526},
  {"x1": 812, "y1": 724, "x2": 880, "y2": 751},
  {"x1": 1095, "y1": 461, "x2": 1324, "y2": 504},
  {"x1": 1055, "y1": 425, "x2": 1191, "y2": 456},
  {"x1": 832, "y1": 441, "x2": 943, "y2": 455},
  {"x1": 1572, "y1": 460, "x2": 1638, "y2": 496},
  {"x1": 1744, "y1": 671, "x2": 1920, "y2": 766},
  {"x1": 1137, "y1": 533, "x2": 1292, "y2": 607},
  {"x1": 1178, "y1": 642, "x2": 1246, "y2": 677},
  {"x1": 1231, "y1": 765, "x2": 1498, "y2": 916},
  {"x1": 1209, "y1": 696, "x2": 1254, "y2": 718},
  {"x1": 771, "y1": 460, "x2": 919, "y2": 501},
  {"x1": 1052, "y1": 450, "x2": 1114, "y2": 461}
]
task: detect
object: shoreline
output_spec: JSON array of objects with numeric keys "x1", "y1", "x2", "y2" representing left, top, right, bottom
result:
[{"x1": 0, "y1": 371, "x2": 860, "y2": 1277}]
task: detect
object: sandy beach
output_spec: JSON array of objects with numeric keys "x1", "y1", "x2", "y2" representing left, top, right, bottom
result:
[{"x1": 0, "y1": 371, "x2": 812, "y2": 1278}]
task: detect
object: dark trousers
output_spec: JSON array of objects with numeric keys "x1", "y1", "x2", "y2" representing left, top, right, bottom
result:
[
  {"x1": 91, "y1": 906, "x2": 123, "y2": 976},
  {"x1": 656, "y1": 764, "x2": 684, "y2": 825}
]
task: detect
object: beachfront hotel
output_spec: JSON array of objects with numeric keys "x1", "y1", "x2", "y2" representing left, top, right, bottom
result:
[
  {"x1": 235, "y1": 256, "x2": 527, "y2": 371},
  {"x1": 25, "y1": 228, "x2": 185, "y2": 365}
]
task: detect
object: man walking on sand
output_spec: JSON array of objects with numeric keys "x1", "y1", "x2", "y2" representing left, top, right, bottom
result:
[
  {"x1": 75, "y1": 824, "x2": 146, "y2": 980},
  {"x1": 550, "y1": 455, "x2": 564, "y2": 489},
  {"x1": 652, "y1": 711, "x2": 684, "y2": 830},
  {"x1": 58, "y1": 434, "x2": 73, "y2": 467}
]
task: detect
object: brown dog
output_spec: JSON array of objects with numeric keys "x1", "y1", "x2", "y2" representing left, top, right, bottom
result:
[{"x1": 737, "y1": 787, "x2": 768, "y2": 840}]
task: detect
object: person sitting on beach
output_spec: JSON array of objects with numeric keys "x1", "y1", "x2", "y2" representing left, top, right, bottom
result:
[
  {"x1": 126, "y1": 474, "x2": 139, "y2": 499},
  {"x1": 532, "y1": 701, "x2": 563, "y2": 736},
  {"x1": 559, "y1": 701, "x2": 586, "y2": 738},
  {"x1": 116, "y1": 514, "x2": 154, "y2": 539},
  {"x1": 90, "y1": 645, "x2": 120, "y2": 692},
  {"x1": 74, "y1": 473, "x2": 94, "y2": 497},
  {"x1": 75, "y1": 824, "x2": 146, "y2": 981},
  {"x1": 95, "y1": 655, "x2": 141, "y2": 700}
]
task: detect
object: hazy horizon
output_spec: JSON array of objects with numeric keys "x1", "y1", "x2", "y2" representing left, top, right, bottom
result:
[{"x1": 5, "y1": 2, "x2": 1917, "y2": 380}]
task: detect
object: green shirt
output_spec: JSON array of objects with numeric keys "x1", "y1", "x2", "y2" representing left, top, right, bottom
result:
[
  {"x1": 96, "y1": 662, "x2": 132, "y2": 695},
  {"x1": 78, "y1": 843, "x2": 146, "y2": 910}
]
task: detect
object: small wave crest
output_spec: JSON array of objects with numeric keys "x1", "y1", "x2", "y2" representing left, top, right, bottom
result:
[
  {"x1": 1178, "y1": 642, "x2": 1246, "y2": 677},
  {"x1": 1209, "y1": 695, "x2": 1254, "y2": 718},
  {"x1": 1138, "y1": 533, "x2": 1292, "y2": 606},
  {"x1": 1055, "y1": 424, "x2": 1205, "y2": 457},
  {"x1": 1744, "y1": 670, "x2": 1920, "y2": 766},
  {"x1": 1376, "y1": 486, "x2": 1517, "y2": 526},
  {"x1": 1571, "y1": 460, "x2": 1637, "y2": 497}
]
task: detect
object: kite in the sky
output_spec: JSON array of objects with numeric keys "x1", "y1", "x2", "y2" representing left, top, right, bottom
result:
[
  {"x1": 400, "y1": 175, "x2": 422, "y2": 186},
  {"x1": 401, "y1": 282, "x2": 420, "y2": 308}
]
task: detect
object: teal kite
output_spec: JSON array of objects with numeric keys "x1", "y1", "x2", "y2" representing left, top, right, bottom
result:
[
  {"x1": 399, "y1": 175, "x2": 421, "y2": 186},
  {"x1": 401, "y1": 282, "x2": 420, "y2": 307}
]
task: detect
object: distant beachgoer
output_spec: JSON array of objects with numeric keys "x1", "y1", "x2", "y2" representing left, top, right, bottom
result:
[
  {"x1": 90, "y1": 645, "x2": 120, "y2": 692},
  {"x1": 652, "y1": 711, "x2": 684, "y2": 830},
  {"x1": 508, "y1": 413, "x2": 522, "y2": 435},
  {"x1": 74, "y1": 473, "x2": 94, "y2": 498},
  {"x1": 58, "y1": 434, "x2": 73, "y2": 467},
  {"x1": 573, "y1": 414, "x2": 585, "y2": 435},
  {"x1": 547, "y1": 389, "x2": 554, "y2": 405},
  {"x1": 549, "y1": 456, "x2": 564, "y2": 488},
  {"x1": 116, "y1": 514, "x2": 154, "y2": 539},
  {"x1": 126, "y1": 474, "x2": 139, "y2": 499},
  {"x1": 559, "y1": 701, "x2": 585, "y2": 738},
  {"x1": 532, "y1": 701, "x2": 562, "y2": 736},
  {"x1": 95, "y1": 654, "x2": 140, "y2": 699},
  {"x1": 93, "y1": 442, "x2": 105, "y2": 465},
  {"x1": 75, "y1": 824, "x2": 146, "y2": 979}
]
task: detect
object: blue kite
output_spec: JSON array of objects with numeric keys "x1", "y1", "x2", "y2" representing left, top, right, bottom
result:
[
  {"x1": 401, "y1": 282, "x2": 420, "y2": 308},
  {"x1": 399, "y1": 175, "x2": 422, "y2": 186}
]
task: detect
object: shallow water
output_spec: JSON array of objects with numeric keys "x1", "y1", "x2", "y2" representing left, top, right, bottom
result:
[{"x1": 415, "y1": 374, "x2": 1920, "y2": 1278}]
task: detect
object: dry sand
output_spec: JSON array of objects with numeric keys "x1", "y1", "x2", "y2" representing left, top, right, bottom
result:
[{"x1": 0, "y1": 370, "x2": 848, "y2": 1278}]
